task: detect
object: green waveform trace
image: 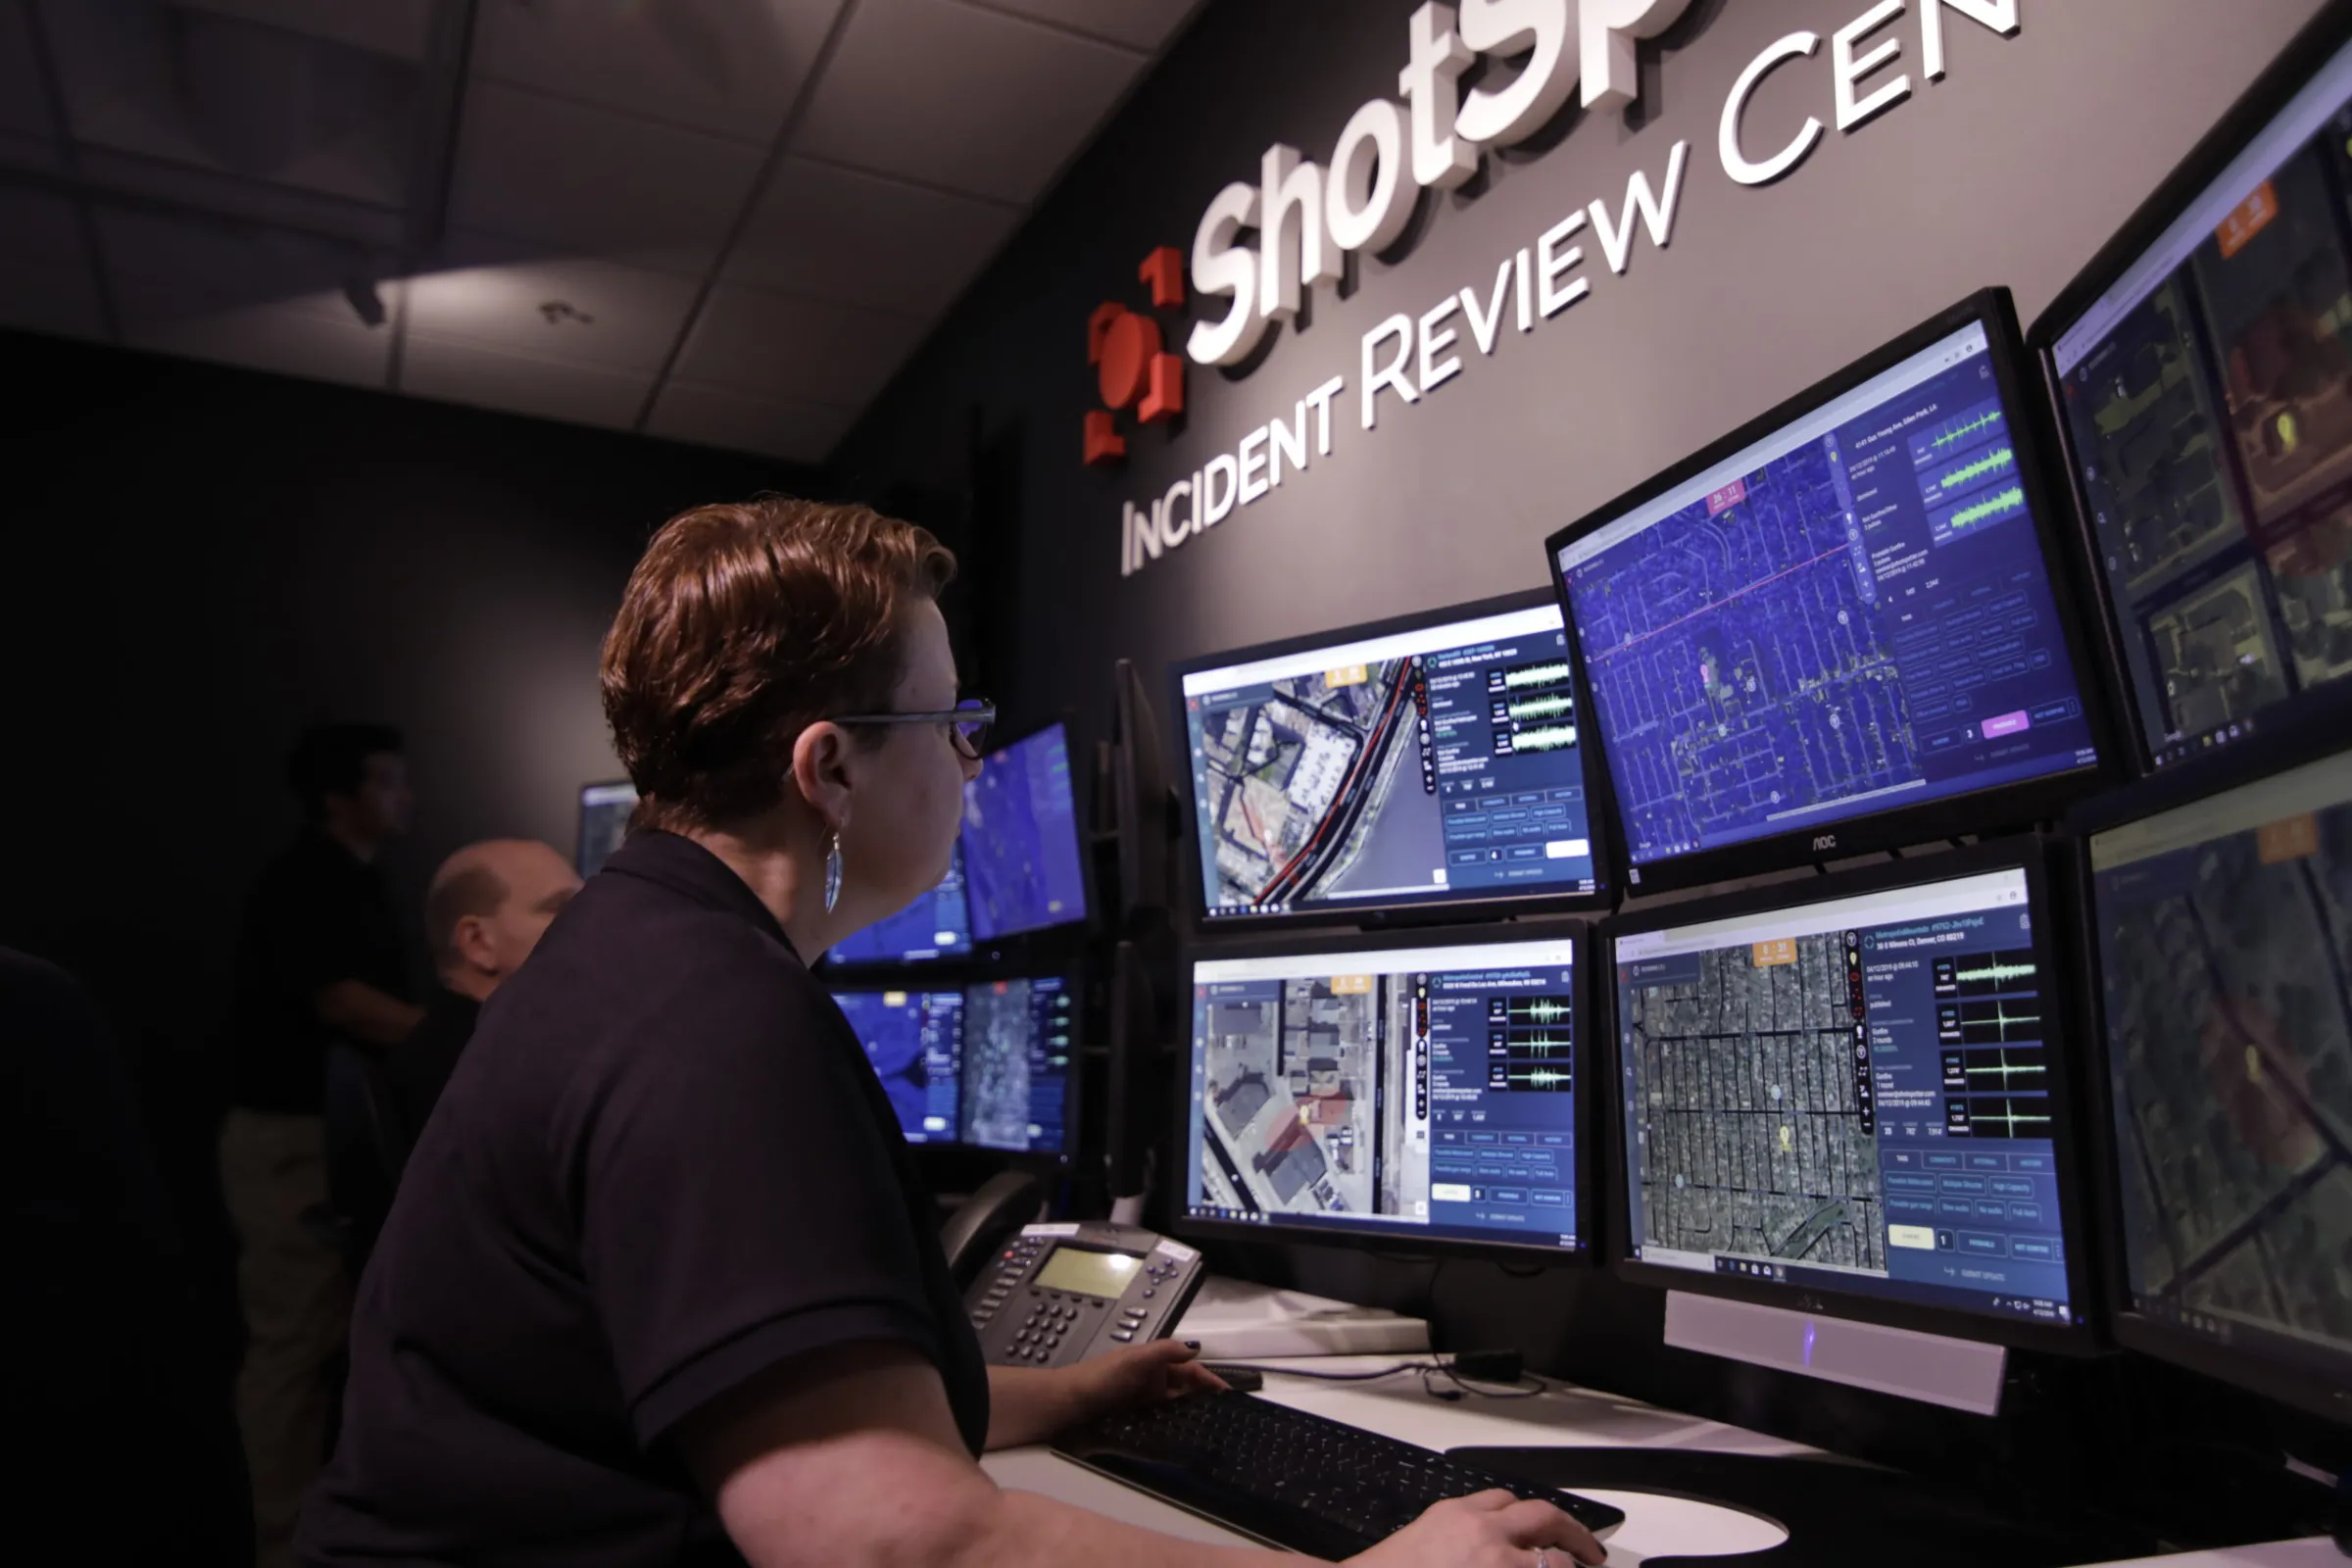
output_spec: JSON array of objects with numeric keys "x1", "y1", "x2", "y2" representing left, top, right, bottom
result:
[
  {"x1": 1509, "y1": 1067, "x2": 1572, "y2": 1088},
  {"x1": 1507, "y1": 693, "x2": 1576, "y2": 721},
  {"x1": 1514, "y1": 723, "x2": 1579, "y2": 753},
  {"x1": 1511, "y1": 999, "x2": 1573, "y2": 1021},
  {"x1": 1938, "y1": 446, "x2": 2016, "y2": 491},
  {"x1": 1504, "y1": 662, "x2": 1575, "y2": 690},
  {"x1": 1933, "y1": 409, "x2": 2007, "y2": 449},
  {"x1": 1945, "y1": 486, "x2": 2026, "y2": 531},
  {"x1": 1954, "y1": 957, "x2": 2038, "y2": 986},
  {"x1": 1965, "y1": 1062, "x2": 2047, "y2": 1081}
]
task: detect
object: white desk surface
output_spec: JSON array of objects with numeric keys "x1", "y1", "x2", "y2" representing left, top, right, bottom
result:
[{"x1": 982, "y1": 1354, "x2": 2334, "y2": 1566}]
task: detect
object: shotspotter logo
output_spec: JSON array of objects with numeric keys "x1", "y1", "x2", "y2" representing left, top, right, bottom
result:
[{"x1": 1083, "y1": 246, "x2": 1188, "y2": 467}]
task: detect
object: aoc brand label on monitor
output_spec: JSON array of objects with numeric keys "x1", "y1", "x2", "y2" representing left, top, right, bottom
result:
[{"x1": 1101, "y1": 0, "x2": 2029, "y2": 576}]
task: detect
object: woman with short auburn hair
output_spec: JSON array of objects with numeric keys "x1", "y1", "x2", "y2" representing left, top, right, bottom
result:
[{"x1": 300, "y1": 497, "x2": 1602, "y2": 1568}]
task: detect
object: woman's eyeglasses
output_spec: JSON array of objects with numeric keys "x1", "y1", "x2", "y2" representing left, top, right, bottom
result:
[{"x1": 829, "y1": 698, "x2": 996, "y2": 760}]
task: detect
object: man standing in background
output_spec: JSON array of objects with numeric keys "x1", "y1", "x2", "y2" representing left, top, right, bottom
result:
[
  {"x1": 220, "y1": 723, "x2": 418, "y2": 1568},
  {"x1": 388, "y1": 839, "x2": 582, "y2": 1143}
]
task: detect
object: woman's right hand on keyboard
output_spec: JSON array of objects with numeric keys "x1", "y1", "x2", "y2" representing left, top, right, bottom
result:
[{"x1": 1348, "y1": 1488, "x2": 1605, "y2": 1567}]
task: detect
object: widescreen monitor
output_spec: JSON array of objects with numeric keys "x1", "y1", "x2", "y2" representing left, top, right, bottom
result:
[
  {"x1": 958, "y1": 974, "x2": 1077, "y2": 1159},
  {"x1": 823, "y1": 845, "x2": 973, "y2": 967},
  {"x1": 2040, "y1": 8, "x2": 2352, "y2": 771},
  {"x1": 1611, "y1": 846, "x2": 2096, "y2": 1350},
  {"x1": 2079, "y1": 733, "x2": 2352, "y2": 1423},
  {"x1": 577, "y1": 780, "x2": 637, "y2": 876},
  {"x1": 963, "y1": 721, "x2": 1090, "y2": 942},
  {"x1": 1173, "y1": 591, "x2": 1604, "y2": 927},
  {"x1": 1550, "y1": 293, "x2": 2106, "y2": 891},
  {"x1": 1180, "y1": 924, "x2": 1592, "y2": 1260},
  {"x1": 832, "y1": 986, "x2": 964, "y2": 1144}
]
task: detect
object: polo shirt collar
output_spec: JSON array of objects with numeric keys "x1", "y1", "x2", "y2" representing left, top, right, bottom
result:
[{"x1": 601, "y1": 830, "x2": 801, "y2": 959}]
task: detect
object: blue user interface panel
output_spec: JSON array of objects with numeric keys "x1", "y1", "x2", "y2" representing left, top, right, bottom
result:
[
  {"x1": 2052, "y1": 37, "x2": 2352, "y2": 768},
  {"x1": 1180, "y1": 604, "x2": 1595, "y2": 920},
  {"x1": 1185, "y1": 935, "x2": 1584, "y2": 1253},
  {"x1": 1556, "y1": 322, "x2": 2100, "y2": 869},
  {"x1": 963, "y1": 722, "x2": 1089, "y2": 942},
  {"x1": 832, "y1": 987, "x2": 964, "y2": 1143},
  {"x1": 958, "y1": 975, "x2": 1076, "y2": 1156},
  {"x1": 1616, "y1": 866, "x2": 2073, "y2": 1326},
  {"x1": 825, "y1": 845, "x2": 972, "y2": 966},
  {"x1": 2088, "y1": 751, "x2": 2352, "y2": 1369}
]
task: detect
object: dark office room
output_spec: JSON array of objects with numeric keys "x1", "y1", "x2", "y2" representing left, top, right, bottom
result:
[{"x1": 2, "y1": 1, "x2": 2349, "y2": 1564}]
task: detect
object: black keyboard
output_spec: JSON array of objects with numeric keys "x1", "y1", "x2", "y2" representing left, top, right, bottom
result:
[{"x1": 1052, "y1": 1391, "x2": 1626, "y2": 1558}]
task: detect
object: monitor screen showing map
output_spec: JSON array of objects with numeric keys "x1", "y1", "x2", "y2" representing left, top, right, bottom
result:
[
  {"x1": 832, "y1": 986, "x2": 964, "y2": 1143},
  {"x1": 963, "y1": 722, "x2": 1089, "y2": 943},
  {"x1": 1183, "y1": 934, "x2": 1586, "y2": 1255},
  {"x1": 2049, "y1": 34, "x2": 2352, "y2": 770},
  {"x1": 958, "y1": 975, "x2": 1076, "y2": 1157},
  {"x1": 1554, "y1": 318, "x2": 2101, "y2": 879},
  {"x1": 2087, "y1": 748, "x2": 2352, "y2": 1387},
  {"x1": 577, "y1": 781, "x2": 637, "y2": 876},
  {"x1": 1177, "y1": 601, "x2": 1599, "y2": 923},
  {"x1": 1615, "y1": 864, "x2": 2084, "y2": 1330},
  {"x1": 824, "y1": 845, "x2": 973, "y2": 967}
]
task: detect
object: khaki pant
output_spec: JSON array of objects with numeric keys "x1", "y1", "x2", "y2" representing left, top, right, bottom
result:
[{"x1": 220, "y1": 1108, "x2": 351, "y2": 1568}]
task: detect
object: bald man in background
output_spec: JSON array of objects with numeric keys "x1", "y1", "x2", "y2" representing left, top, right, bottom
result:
[{"x1": 386, "y1": 840, "x2": 582, "y2": 1144}]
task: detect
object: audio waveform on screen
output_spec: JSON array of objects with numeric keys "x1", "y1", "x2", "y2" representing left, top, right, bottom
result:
[
  {"x1": 1505, "y1": 1064, "x2": 1574, "y2": 1091},
  {"x1": 1505, "y1": 998, "x2": 1573, "y2": 1023},
  {"x1": 1945, "y1": 486, "x2": 2026, "y2": 531},
  {"x1": 1955, "y1": 956, "x2": 2037, "y2": 986},
  {"x1": 1933, "y1": 409, "x2": 2006, "y2": 450},
  {"x1": 1513, "y1": 723, "x2": 1579, "y2": 753},
  {"x1": 1938, "y1": 446, "x2": 2016, "y2": 491},
  {"x1": 1503, "y1": 661, "x2": 1575, "y2": 690},
  {"x1": 1506, "y1": 693, "x2": 1576, "y2": 721}
]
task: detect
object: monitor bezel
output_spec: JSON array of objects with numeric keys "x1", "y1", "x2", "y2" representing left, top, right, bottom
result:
[
  {"x1": 575, "y1": 778, "x2": 638, "y2": 877},
  {"x1": 2066, "y1": 692, "x2": 2352, "y2": 1425},
  {"x1": 817, "y1": 840, "x2": 977, "y2": 972},
  {"x1": 1603, "y1": 837, "x2": 2105, "y2": 1355},
  {"x1": 825, "y1": 956, "x2": 1088, "y2": 1169},
  {"x1": 1544, "y1": 288, "x2": 2120, "y2": 897},
  {"x1": 2027, "y1": 0, "x2": 2352, "y2": 777},
  {"x1": 1168, "y1": 916, "x2": 1600, "y2": 1267},
  {"x1": 962, "y1": 714, "x2": 1098, "y2": 947},
  {"x1": 1166, "y1": 587, "x2": 1619, "y2": 934}
]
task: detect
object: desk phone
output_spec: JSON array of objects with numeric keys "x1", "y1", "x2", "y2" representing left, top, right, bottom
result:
[{"x1": 964, "y1": 1222, "x2": 1205, "y2": 1368}]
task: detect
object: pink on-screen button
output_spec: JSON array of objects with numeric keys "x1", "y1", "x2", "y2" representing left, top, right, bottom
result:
[{"x1": 1982, "y1": 710, "x2": 2031, "y2": 739}]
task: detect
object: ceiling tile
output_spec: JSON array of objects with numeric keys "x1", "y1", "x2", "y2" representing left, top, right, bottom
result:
[
  {"x1": 167, "y1": 0, "x2": 436, "y2": 62},
  {"x1": 470, "y1": 0, "x2": 844, "y2": 144},
  {"x1": 794, "y1": 0, "x2": 1143, "y2": 205},
  {"x1": 0, "y1": 185, "x2": 88, "y2": 265},
  {"x1": 406, "y1": 233, "x2": 699, "y2": 372},
  {"x1": 94, "y1": 205, "x2": 381, "y2": 325},
  {"x1": 0, "y1": 1, "x2": 59, "y2": 146},
  {"x1": 645, "y1": 379, "x2": 853, "y2": 465},
  {"x1": 672, "y1": 282, "x2": 928, "y2": 408},
  {"x1": 401, "y1": 329, "x2": 652, "y2": 429},
  {"x1": 448, "y1": 80, "x2": 764, "y2": 275},
  {"x1": 959, "y1": 0, "x2": 1197, "y2": 52},
  {"x1": 117, "y1": 287, "x2": 395, "y2": 386},
  {"x1": 726, "y1": 156, "x2": 1018, "y2": 316},
  {"x1": 0, "y1": 257, "x2": 108, "y2": 340}
]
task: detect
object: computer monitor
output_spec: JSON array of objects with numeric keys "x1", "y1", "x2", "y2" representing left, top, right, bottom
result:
[
  {"x1": 822, "y1": 845, "x2": 973, "y2": 967},
  {"x1": 1172, "y1": 590, "x2": 1606, "y2": 927},
  {"x1": 577, "y1": 780, "x2": 637, "y2": 876},
  {"x1": 963, "y1": 720, "x2": 1090, "y2": 943},
  {"x1": 1550, "y1": 292, "x2": 2108, "y2": 892},
  {"x1": 958, "y1": 973, "x2": 1078, "y2": 1160},
  {"x1": 1609, "y1": 843, "x2": 2097, "y2": 1351},
  {"x1": 831, "y1": 985, "x2": 965, "y2": 1144},
  {"x1": 2075, "y1": 720, "x2": 2352, "y2": 1424},
  {"x1": 1178, "y1": 923, "x2": 1593, "y2": 1261},
  {"x1": 2037, "y1": 3, "x2": 2352, "y2": 772}
]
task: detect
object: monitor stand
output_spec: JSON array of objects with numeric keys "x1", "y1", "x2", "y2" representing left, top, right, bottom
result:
[{"x1": 1662, "y1": 1292, "x2": 2009, "y2": 1415}]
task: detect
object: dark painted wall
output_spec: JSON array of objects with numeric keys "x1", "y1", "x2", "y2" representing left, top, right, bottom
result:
[{"x1": 829, "y1": 0, "x2": 2349, "y2": 1536}]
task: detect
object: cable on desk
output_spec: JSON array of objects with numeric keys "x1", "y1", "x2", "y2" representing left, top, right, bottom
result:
[{"x1": 1204, "y1": 1355, "x2": 1550, "y2": 1402}]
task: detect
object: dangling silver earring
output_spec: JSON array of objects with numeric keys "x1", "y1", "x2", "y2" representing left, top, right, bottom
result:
[{"x1": 824, "y1": 829, "x2": 844, "y2": 914}]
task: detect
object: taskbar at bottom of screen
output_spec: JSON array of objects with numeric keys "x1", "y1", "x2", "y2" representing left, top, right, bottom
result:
[
  {"x1": 1639, "y1": 1248, "x2": 2072, "y2": 1324},
  {"x1": 1186, "y1": 1204, "x2": 1580, "y2": 1254}
]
